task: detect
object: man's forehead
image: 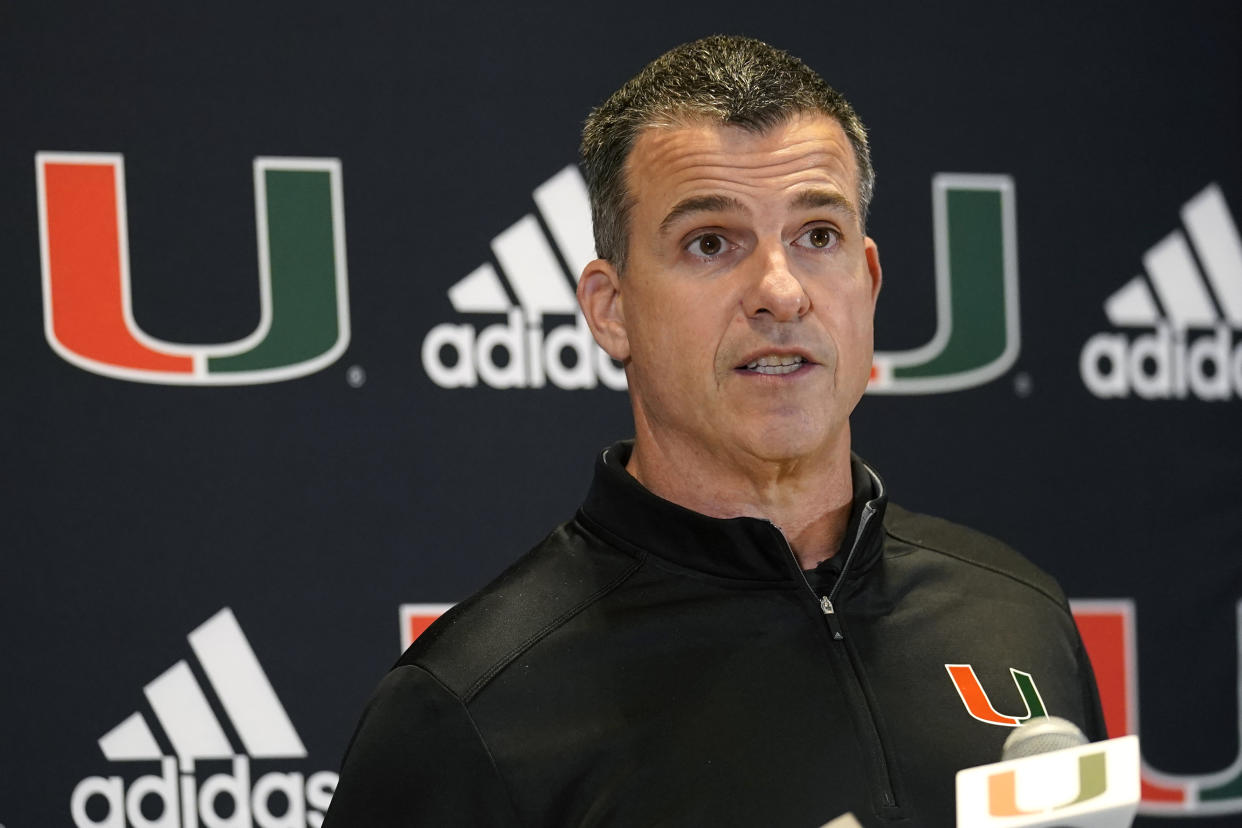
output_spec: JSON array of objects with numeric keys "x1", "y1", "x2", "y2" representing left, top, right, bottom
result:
[{"x1": 624, "y1": 113, "x2": 861, "y2": 215}]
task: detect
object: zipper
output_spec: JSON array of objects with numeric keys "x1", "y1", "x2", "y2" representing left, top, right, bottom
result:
[
  {"x1": 793, "y1": 500, "x2": 876, "y2": 641},
  {"x1": 771, "y1": 490, "x2": 901, "y2": 813},
  {"x1": 826, "y1": 500, "x2": 877, "y2": 631},
  {"x1": 785, "y1": 533, "x2": 841, "y2": 638},
  {"x1": 819, "y1": 595, "x2": 843, "y2": 639}
]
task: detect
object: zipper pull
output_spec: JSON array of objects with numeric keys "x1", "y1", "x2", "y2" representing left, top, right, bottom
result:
[{"x1": 820, "y1": 596, "x2": 845, "y2": 640}]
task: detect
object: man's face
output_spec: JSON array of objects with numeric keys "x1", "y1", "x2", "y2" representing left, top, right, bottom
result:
[{"x1": 584, "y1": 113, "x2": 882, "y2": 468}]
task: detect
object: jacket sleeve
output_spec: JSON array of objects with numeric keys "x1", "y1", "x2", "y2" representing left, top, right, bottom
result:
[{"x1": 323, "y1": 664, "x2": 520, "y2": 827}]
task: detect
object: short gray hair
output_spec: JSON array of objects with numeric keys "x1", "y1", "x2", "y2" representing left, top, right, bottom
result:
[{"x1": 580, "y1": 34, "x2": 874, "y2": 272}]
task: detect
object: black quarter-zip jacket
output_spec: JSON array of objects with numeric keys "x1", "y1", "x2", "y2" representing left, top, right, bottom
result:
[{"x1": 325, "y1": 443, "x2": 1105, "y2": 827}]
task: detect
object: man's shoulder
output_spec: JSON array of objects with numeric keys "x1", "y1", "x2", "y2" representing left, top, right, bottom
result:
[
  {"x1": 394, "y1": 517, "x2": 643, "y2": 702},
  {"x1": 882, "y1": 502, "x2": 1069, "y2": 609}
]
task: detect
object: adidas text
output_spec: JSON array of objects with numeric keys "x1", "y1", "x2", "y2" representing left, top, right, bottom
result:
[
  {"x1": 421, "y1": 166, "x2": 625, "y2": 391},
  {"x1": 422, "y1": 310, "x2": 626, "y2": 390},
  {"x1": 74, "y1": 609, "x2": 336, "y2": 828},
  {"x1": 1081, "y1": 323, "x2": 1242, "y2": 400},
  {"x1": 1079, "y1": 182, "x2": 1242, "y2": 401},
  {"x1": 71, "y1": 757, "x2": 335, "y2": 828}
]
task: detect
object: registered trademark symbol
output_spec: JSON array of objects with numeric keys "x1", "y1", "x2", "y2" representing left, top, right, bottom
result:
[
  {"x1": 346, "y1": 365, "x2": 366, "y2": 388},
  {"x1": 1013, "y1": 372, "x2": 1033, "y2": 397}
]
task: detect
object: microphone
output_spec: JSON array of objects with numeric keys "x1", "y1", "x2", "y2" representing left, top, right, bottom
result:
[
  {"x1": 1002, "y1": 715, "x2": 1089, "y2": 759},
  {"x1": 956, "y1": 716, "x2": 1140, "y2": 827}
]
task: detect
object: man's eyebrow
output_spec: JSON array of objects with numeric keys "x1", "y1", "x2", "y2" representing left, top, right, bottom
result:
[
  {"x1": 790, "y1": 189, "x2": 858, "y2": 222},
  {"x1": 659, "y1": 194, "x2": 747, "y2": 235}
]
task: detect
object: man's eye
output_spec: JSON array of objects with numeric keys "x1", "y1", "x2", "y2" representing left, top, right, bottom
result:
[
  {"x1": 797, "y1": 227, "x2": 838, "y2": 249},
  {"x1": 688, "y1": 233, "x2": 726, "y2": 256}
]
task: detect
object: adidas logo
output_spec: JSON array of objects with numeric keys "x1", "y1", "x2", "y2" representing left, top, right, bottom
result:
[
  {"x1": 70, "y1": 608, "x2": 337, "y2": 828},
  {"x1": 1080, "y1": 183, "x2": 1242, "y2": 400},
  {"x1": 420, "y1": 166, "x2": 627, "y2": 391}
]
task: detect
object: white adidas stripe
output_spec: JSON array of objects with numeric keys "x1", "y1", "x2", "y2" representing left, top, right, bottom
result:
[
  {"x1": 1103, "y1": 276, "x2": 1161, "y2": 327},
  {"x1": 449, "y1": 263, "x2": 511, "y2": 314},
  {"x1": 533, "y1": 165, "x2": 595, "y2": 278},
  {"x1": 1183, "y1": 184, "x2": 1242, "y2": 325},
  {"x1": 1104, "y1": 183, "x2": 1242, "y2": 330},
  {"x1": 492, "y1": 213, "x2": 578, "y2": 320},
  {"x1": 1144, "y1": 229, "x2": 1217, "y2": 328},
  {"x1": 145, "y1": 661, "x2": 234, "y2": 771},
  {"x1": 451, "y1": 165, "x2": 593, "y2": 319},
  {"x1": 99, "y1": 711, "x2": 164, "y2": 763},
  {"x1": 96, "y1": 608, "x2": 305, "y2": 769},
  {"x1": 189, "y1": 607, "x2": 306, "y2": 759}
]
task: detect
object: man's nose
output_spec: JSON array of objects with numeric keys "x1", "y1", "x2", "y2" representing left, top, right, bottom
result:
[{"x1": 743, "y1": 243, "x2": 811, "y2": 321}]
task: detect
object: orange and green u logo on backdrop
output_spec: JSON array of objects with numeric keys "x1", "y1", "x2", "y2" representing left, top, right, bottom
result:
[{"x1": 36, "y1": 152, "x2": 350, "y2": 385}]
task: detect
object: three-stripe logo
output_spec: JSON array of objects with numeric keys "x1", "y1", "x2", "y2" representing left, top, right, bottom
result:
[
  {"x1": 1080, "y1": 183, "x2": 1242, "y2": 400},
  {"x1": 71, "y1": 608, "x2": 336, "y2": 827}
]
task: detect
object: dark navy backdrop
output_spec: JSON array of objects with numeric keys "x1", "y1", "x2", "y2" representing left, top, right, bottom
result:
[{"x1": 4, "y1": 2, "x2": 1240, "y2": 825}]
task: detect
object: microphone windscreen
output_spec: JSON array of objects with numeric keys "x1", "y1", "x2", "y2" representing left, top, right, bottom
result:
[{"x1": 1001, "y1": 715, "x2": 1089, "y2": 760}]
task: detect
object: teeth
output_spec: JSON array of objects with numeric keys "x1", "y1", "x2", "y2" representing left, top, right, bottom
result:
[{"x1": 744, "y1": 354, "x2": 805, "y2": 375}]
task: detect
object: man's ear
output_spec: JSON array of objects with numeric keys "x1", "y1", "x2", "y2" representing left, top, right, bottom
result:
[
  {"x1": 864, "y1": 237, "x2": 883, "y2": 307},
  {"x1": 577, "y1": 258, "x2": 631, "y2": 362}
]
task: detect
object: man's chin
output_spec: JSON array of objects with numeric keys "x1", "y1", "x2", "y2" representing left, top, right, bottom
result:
[{"x1": 732, "y1": 423, "x2": 844, "y2": 467}]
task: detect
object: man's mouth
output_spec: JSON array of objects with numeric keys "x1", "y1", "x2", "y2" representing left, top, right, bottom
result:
[{"x1": 742, "y1": 354, "x2": 806, "y2": 375}]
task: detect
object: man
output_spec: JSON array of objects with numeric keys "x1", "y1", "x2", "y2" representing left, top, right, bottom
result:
[{"x1": 325, "y1": 35, "x2": 1104, "y2": 827}]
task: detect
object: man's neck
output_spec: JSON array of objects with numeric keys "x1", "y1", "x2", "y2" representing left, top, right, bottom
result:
[{"x1": 625, "y1": 433, "x2": 855, "y2": 570}]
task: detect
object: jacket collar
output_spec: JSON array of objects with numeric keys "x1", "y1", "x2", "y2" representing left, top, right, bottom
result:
[{"x1": 578, "y1": 440, "x2": 888, "y2": 584}]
